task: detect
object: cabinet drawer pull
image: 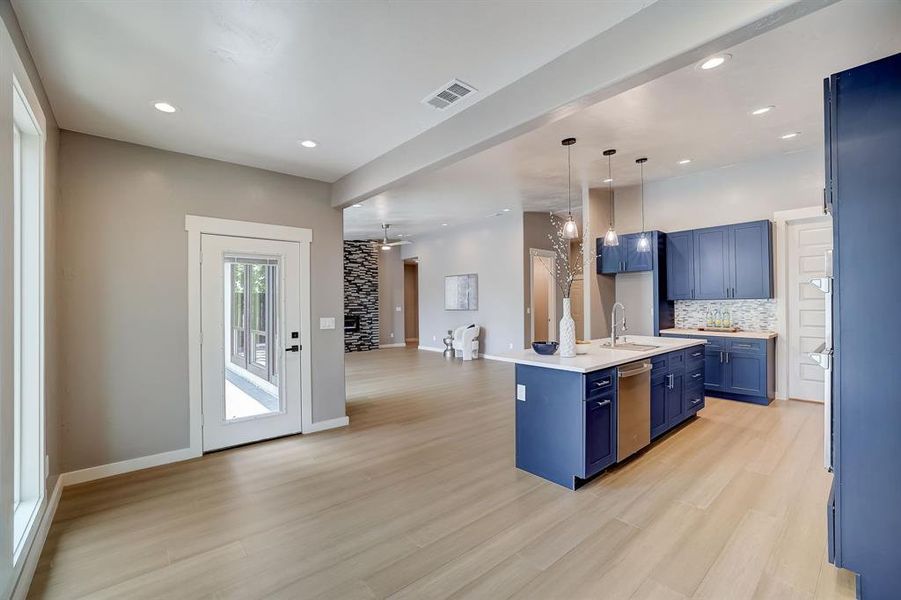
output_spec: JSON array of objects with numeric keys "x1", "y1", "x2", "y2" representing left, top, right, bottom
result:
[
  {"x1": 592, "y1": 378, "x2": 611, "y2": 388},
  {"x1": 692, "y1": 372, "x2": 702, "y2": 379},
  {"x1": 690, "y1": 351, "x2": 702, "y2": 358},
  {"x1": 690, "y1": 398, "x2": 702, "y2": 406},
  {"x1": 595, "y1": 399, "x2": 611, "y2": 408}
]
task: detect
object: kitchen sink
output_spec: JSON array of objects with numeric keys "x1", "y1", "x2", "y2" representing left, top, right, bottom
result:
[{"x1": 601, "y1": 342, "x2": 660, "y2": 351}]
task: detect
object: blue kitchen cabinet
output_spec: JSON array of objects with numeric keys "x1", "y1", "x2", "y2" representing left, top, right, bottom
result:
[
  {"x1": 702, "y1": 339, "x2": 727, "y2": 393},
  {"x1": 598, "y1": 237, "x2": 622, "y2": 274},
  {"x1": 826, "y1": 52, "x2": 901, "y2": 598},
  {"x1": 730, "y1": 220, "x2": 773, "y2": 299},
  {"x1": 584, "y1": 394, "x2": 615, "y2": 478},
  {"x1": 725, "y1": 343, "x2": 768, "y2": 397},
  {"x1": 625, "y1": 233, "x2": 654, "y2": 272},
  {"x1": 666, "y1": 221, "x2": 773, "y2": 301},
  {"x1": 660, "y1": 334, "x2": 775, "y2": 405},
  {"x1": 596, "y1": 232, "x2": 657, "y2": 274},
  {"x1": 664, "y1": 372, "x2": 685, "y2": 424},
  {"x1": 666, "y1": 230, "x2": 694, "y2": 300},
  {"x1": 693, "y1": 226, "x2": 730, "y2": 299}
]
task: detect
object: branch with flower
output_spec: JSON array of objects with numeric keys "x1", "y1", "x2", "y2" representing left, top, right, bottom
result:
[{"x1": 539, "y1": 213, "x2": 598, "y2": 299}]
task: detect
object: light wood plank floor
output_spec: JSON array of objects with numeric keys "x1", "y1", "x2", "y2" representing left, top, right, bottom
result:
[{"x1": 29, "y1": 348, "x2": 856, "y2": 599}]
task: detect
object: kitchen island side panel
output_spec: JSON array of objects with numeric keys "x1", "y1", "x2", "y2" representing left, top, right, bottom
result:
[{"x1": 515, "y1": 364, "x2": 584, "y2": 489}]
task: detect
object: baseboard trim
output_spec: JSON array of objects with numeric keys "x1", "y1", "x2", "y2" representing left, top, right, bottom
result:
[
  {"x1": 305, "y1": 416, "x2": 350, "y2": 433},
  {"x1": 379, "y1": 343, "x2": 406, "y2": 348},
  {"x1": 11, "y1": 477, "x2": 63, "y2": 600},
  {"x1": 60, "y1": 447, "x2": 200, "y2": 487},
  {"x1": 481, "y1": 354, "x2": 515, "y2": 363},
  {"x1": 417, "y1": 345, "x2": 443, "y2": 353}
]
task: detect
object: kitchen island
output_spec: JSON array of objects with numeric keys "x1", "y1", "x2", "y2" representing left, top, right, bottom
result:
[{"x1": 504, "y1": 335, "x2": 706, "y2": 489}]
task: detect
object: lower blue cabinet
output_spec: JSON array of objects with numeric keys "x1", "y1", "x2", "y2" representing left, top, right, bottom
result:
[
  {"x1": 665, "y1": 372, "x2": 685, "y2": 424},
  {"x1": 585, "y1": 394, "x2": 615, "y2": 478},
  {"x1": 661, "y1": 333, "x2": 775, "y2": 405}
]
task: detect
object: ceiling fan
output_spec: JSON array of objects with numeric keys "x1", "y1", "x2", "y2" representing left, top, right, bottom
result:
[{"x1": 378, "y1": 224, "x2": 411, "y2": 251}]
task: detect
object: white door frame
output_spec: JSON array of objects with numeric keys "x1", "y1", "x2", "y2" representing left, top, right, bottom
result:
[
  {"x1": 186, "y1": 216, "x2": 313, "y2": 455},
  {"x1": 530, "y1": 249, "x2": 557, "y2": 343},
  {"x1": 773, "y1": 206, "x2": 829, "y2": 401}
]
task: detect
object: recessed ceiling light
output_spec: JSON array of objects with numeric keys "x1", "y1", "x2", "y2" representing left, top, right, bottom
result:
[
  {"x1": 154, "y1": 101, "x2": 177, "y2": 113},
  {"x1": 299, "y1": 140, "x2": 317, "y2": 148},
  {"x1": 678, "y1": 159, "x2": 692, "y2": 165},
  {"x1": 502, "y1": 208, "x2": 511, "y2": 212},
  {"x1": 441, "y1": 223, "x2": 448, "y2": 227},
  {"x1": 351, "y1": 203, "x2": 363, "y2": 208},
  {"x1": 781, "y1": 132, "x2": 800, "y2": 140},
  {"x1": 697, "y1": 53, "x2": 731, "y2": 71},
  {"x1": 751, "y1": 105, "x2": 775, "y2": 116},
  {"x1": 603, "y1": 178, "x2": 613, "y2": 183}
]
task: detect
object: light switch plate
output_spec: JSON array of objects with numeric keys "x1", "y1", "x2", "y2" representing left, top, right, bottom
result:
[
  {"x1": 319, "y1": 317, "x2": 336, "y2": 330},
  {"x1": 516, "y1": 384, "x2": 526, "y2": 401},
  {"x1": 395, "y1": 306, "x2": 402, "y2": 312}
]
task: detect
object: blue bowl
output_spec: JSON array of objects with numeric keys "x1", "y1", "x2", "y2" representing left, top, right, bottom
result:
[{"x1": 532, "y1": 341, "x2": 559, "y2": 355}]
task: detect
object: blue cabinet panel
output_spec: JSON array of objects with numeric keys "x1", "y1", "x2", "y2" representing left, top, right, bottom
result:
[
  {"x1": 585, "y1": 395, "x2": 615, "y2": 477},
  {"x1": 650, "y1": 375, "x2": 667, "y2": 438},
  {"x1": 666, "y1": 230, "x2": 694, "y2": 300},
  {"x1": 730, "y1": 220, "x2": 773, "y2": 299},
  {"x1": 703, "y1": 343, "x2": 727, "y2": 393},
  {"x1": 693, "y1": 226, "x2": 730, "y2": 299},
  {"x1": 665, "y1": 372, "x2": 685, "y2": 424},
  {"x1": 599, "y1": 238, "x2": 622, "y2": 274},
  {"x1": 829, "y1": 52, "x2": 901, "y2": 598},
  {"x1": 625, "y1": 233, "x2": 654, "y2": 272},
  {"x1": 726, "y1": 351, "x2": 767, "y2": 397}
]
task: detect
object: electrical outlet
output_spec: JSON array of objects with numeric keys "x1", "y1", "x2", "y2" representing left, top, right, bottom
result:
[
  {"x1": 433, "y1": 335, "x2": 437, "y2": 341},
  {"x1": 508, "y1": 342, "x2": 514, "y2": 350},
  {"x1": 395, "y1": 305, "x2": 402, "y2": 312},
  {"x1": 389, "y1": 332, "x2": 394, "y2": 338},
  {"x1": 516, "y1": 384, "x2": 526, "y2": 401}
]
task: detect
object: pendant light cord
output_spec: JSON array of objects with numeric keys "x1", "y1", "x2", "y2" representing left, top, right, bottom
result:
[
  {"x1": 640, "y1": 160, "x2": 645, "y2": 233},
  {"x1": 567, "y1": 144, "x2": 572, "y2": 217},
  {"x1": 608, "y1": 154, "x2": 614, "y2": 227}
]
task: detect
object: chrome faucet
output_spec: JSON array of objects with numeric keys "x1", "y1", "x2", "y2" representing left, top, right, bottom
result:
[{"x1": 610, "y1": 302, "x2": 627, "y2": 347}]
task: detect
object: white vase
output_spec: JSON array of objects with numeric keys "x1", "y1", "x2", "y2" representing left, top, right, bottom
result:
[{"x1": 559, "y1": 297, "x2": 576, "y2": 358}]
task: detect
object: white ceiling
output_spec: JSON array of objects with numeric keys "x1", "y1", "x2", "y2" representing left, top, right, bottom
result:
[
  {"x1": 12, "y1": 0, "x2": 652, "y2": 183},
  {"x1": 343, "y1": 0, "x2": 901, "y2": 240}
]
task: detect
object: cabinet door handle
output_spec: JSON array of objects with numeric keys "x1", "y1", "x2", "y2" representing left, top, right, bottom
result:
[
  {"x1": 725, "y1": 352, "x2": 730, "y2": 364},
  {"x1": 691, "y1": 288, "x2": 694, "y2": 299},
  {"x1": 667, "y1": 373, "x2": 674, "y2": 389},
  {"x1": 720, "y1": 351, "x2": 724, "y2": 363},
  {"x1": 595, "y1": 399, "x2": 611, "y2": 408}
]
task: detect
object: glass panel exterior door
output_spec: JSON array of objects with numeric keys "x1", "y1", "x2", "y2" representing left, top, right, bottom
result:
[{"x1": 202, "y1": 235, "x2": 302, "y2": 451}]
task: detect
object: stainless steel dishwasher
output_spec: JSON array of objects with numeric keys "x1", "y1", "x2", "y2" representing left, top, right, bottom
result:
[{"x1": 617, "y1": 360, "x2": 653, "y2": 461}]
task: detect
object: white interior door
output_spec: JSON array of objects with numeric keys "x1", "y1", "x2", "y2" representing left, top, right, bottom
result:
[
  {"x1": 201, "y1": 234, "x2": 302, "y2": 450},
  {"x1": 787, "y1": 218, "x2": 832, "y2": 402}
]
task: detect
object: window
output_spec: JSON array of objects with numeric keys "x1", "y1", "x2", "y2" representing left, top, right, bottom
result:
[{"x1": 11, "y1": 80, "x2": 45, "y2": 563}]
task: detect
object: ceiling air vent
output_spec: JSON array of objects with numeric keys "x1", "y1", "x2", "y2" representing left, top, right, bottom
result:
[{"x1": 422, "y1": 79, "x2": 477, "y2": 110}]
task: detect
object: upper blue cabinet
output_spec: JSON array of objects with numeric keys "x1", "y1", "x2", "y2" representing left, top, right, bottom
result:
[
  {"x1": 665, "y1": 220, "x2": 773, "y2": 301},
  {"x1": 596, "y1": 231, "x2": 657, "y2": 274}
]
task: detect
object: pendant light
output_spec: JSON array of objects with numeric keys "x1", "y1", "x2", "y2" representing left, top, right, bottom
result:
[
  {"x1": 636, "y1": 157, "x2": 650, "y2": 252},
  {"x1": 602, "y1": 149, "x2": 619, "y2": 246},
  {"x1": 380, "y1": 224, "x2": 392, "y2": 251},
  {"x1": 561, "y1": 137, "x2": 579, "y2": 239}
]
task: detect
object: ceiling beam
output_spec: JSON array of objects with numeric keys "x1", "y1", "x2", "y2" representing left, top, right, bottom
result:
[{"x1": 331, "y1": 0, "x2": 835, "y2": 209}]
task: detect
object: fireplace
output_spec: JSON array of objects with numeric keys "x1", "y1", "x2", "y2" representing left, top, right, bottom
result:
[{"x1": 344, "y1": 315, "x2": 360, "y2": 333}]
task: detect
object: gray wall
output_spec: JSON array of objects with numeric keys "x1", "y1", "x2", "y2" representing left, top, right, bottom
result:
[
  {"x1": 0, "y1": 3, "x2": 60, "y2": 596},
  {"x1": 378, "y1": 246, "x2": 405, "y2": 346},
  {"x1": 57, "y1": 132, "x2": 345, "y2": 472},
  {"x1": 584, "y1": 187, "x2": 616, "y2": 340},
  {"x1": 613, "y1": 148, "x2": 823, "y2": 233},
  {"x1": 402, "y1": 214, "x2": 524, "y2": 356}
]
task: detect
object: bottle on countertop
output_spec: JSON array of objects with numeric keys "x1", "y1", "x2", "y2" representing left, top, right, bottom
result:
[
  {"x1": 723, "y1": 309, "x2": 732, "y2": 329},
  {"x1": 714, "y1": 308, "x2": 722, "y2": 328}
]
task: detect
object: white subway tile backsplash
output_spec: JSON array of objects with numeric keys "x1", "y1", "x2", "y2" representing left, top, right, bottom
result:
[{"x1": 675, "y1": 299, "x2": 776, "y2": 331}]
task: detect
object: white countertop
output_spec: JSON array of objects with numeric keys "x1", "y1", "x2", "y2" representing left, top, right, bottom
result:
[
  {"x1": 497, "y1": 335, "x2": 706, "y2": 374},
  {"x1": 660, "y1": 328, "x2": 777, "y2": 340}
]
